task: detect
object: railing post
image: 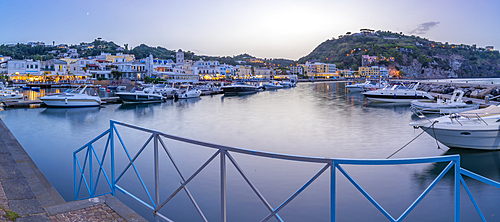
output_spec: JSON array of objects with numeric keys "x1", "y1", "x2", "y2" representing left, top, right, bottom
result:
[
  {"x1": 455, "y1": 158, "x2": 460, "y2": 222},
  {"x1": 331, "y1": 161, "x2": 336, "y2": 222},
  {"x1": 89, "y1": 144, "x2": 93, "y2": 197},
  {"x1": 221, "y1": 150, "x2": 226, "y2": 222},
  {"x1": 154, "y1": 133, "x2": 159, "y2": 219},
  {"x1": 73, "y1": 151, "x2": 77, "y2": 200},
  {"x1": 111, "y1": 121, "x2": 115, "y2": 196}
]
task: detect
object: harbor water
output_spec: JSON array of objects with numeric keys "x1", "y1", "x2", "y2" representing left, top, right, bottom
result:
[{"x1": 1, "y1": 82, "x2": 499, "y2": 221}]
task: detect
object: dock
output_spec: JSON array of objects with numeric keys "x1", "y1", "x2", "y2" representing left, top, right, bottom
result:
[
  {"x1": 0, "y1": 100, "x2": 46, "y2": 108},
  {"x1": 0, "y1": 118, "x2": 146, "y2": 221}
]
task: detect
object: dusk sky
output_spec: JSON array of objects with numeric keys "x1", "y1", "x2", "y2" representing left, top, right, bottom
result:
[{"x1": 2, "y1": 0, "x2": 500, "y2": 60}]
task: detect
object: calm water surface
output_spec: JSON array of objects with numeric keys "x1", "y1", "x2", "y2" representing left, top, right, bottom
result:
[{"x1": 1, "y1": 82, "x2": 499, "y2": 221}]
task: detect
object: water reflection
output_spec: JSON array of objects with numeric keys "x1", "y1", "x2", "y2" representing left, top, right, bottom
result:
[
  {"x1": 220, "y1": 93, "x2": 257, "y2": 102},
  {"x1": 39, "y1": 107, "x2": 101, "y2": 125},
  {"x1": 414, "y1": 149, "x2": 500, "y2": 185},
  {"x1": 175, "y1": 98, "x2": 201, "y2": 107},
  {"x1": 117, "y1": 103, "x2": 160, "y2": 117}
]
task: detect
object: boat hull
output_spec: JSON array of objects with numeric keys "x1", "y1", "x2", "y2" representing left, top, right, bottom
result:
[
  {"x1": 363, "y1": 94, "x2": 433, "y2": 103},
  {"x1": 40, "y1": 98, "x2": 101, "y2": 107},
  {"x1": 116, "y1": 93, "x2": 163, "y2": 104},
  {"x1": 421, "y1": 126, "x2": 500, "y2": 150},
  {"x1": 221, "y1": 87, "x2": 258, "y2": 95},
  {"x1": 411, "y1": 101, "x2": 479, "y2": 114}
]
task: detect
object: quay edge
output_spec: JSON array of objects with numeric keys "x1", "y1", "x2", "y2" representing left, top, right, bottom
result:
[{"x1": 0, "y1": 118, "x2": 146, "y2": 221}]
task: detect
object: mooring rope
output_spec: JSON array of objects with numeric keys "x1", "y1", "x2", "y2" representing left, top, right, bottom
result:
[{"x1": 386, "y1": 121, "x2": 438, "y2": 159}]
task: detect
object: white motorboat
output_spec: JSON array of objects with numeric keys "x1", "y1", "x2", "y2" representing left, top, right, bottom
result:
[
  {"x1": 221, "y1": 82, "x2": 260, "y2": 95},
  {"x1": 116, "y1": 87, "x2": 165, "y2": 104},
  {"x1": 116, "y1": 85, "x2": 127, "y2": 91},
  {"x1": 362, "y1": 82, "x2": 434, "y2": 103},
  {"x1": 410, "y1": 105, "x2": 500, "y2": 150},
  {"x1": 39, "y1": 85, "x2": 101, "y2": 107},
  {"x1": 346, "y1": 80, "x2": 372, "y2": 92},
  {"x1": 262, "y1": 81, "x2": 284, "y2": 90},
  {"x1": 0, "y1": 82, "x2": 24, "y2": 101},
  {"x1": 279, "y1": 79, "x2": 296, "y2": 88},
  {"x1": 411, "y1": 90, "x2": 479, "y2": 114},
  {"x1": 151, "y1": 83, "x2": 178, "y2": 96},
  {"x1": 174, "y1": 85, "x2": 201, "y2": 99}
]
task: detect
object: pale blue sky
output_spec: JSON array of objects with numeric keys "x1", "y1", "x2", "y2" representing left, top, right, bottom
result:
[{"x1": 2, "y1": 0, "x2": 499, "y2": 60}]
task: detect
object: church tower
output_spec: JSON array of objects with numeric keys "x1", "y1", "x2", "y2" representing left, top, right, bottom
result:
[{"x1": 176, "y1": 49, "x2": 184, "y2": 64}]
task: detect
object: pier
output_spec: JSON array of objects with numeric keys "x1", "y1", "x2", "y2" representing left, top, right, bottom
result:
[{"x1": 0, "y1": 119, "x2": 146, "y2": 221}]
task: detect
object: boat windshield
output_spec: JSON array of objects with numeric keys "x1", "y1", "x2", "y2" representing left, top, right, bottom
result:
[{"x1": 391, "y1": 85, "x2": 410, "y2": 90}]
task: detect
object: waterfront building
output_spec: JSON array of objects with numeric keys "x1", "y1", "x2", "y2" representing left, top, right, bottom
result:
[
  {"x1": 144, "y1": 54, "x2": 198, "y2": 83},
  {"x1": 7, "y1": 59, "x2": 41, "y2": 82},
  {"x1": 358, "y1": 66, "x2": 388, "y2": 78},
  {"x1": 336, "y1": 69, "x2": 356, "y2": 78},
  {"x1": 289, "y1": 65, "x2": 304, "y2": 75},
  {"x1": 234, "y1": 65, "x2": 252, "y2": 79},
  {"x1": 303, "y1": 62, "x2": 337, "y2": 79},
  {"x1": 114, "y1": 61, "x2": 147, "y2": 80},
  {"x1": 254, "y1": 67, "x2": 272, "y2": 79}
]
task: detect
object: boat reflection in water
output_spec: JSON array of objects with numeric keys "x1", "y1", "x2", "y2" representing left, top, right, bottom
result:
[
  {"x1": 411, "y1": 148, "x2": 500, "y2": 221},
  {"x1": 39, "y1": 107, "x2": 101, "y2": 125},
  {"x1": 175, "y1": 97, "x2": 201, "y2": 108},
  {"x1": 117, "y1": 103, "x2": 163, "y2": 118}
]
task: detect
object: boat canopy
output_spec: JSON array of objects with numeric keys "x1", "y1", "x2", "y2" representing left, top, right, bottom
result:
[{"x1": 459, "y1": 105, "x2": 500, "y2": 118}]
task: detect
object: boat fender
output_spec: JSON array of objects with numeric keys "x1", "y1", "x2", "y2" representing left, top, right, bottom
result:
[
  {"x1": 394, "y1": 94, "x2": 396, "y2": 98},
  {"x1": 415, "y1": 94, "x2": 417, "y2": 98}
]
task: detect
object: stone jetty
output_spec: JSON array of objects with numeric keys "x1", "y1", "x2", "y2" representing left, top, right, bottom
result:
[{"x1": 0, "y1": 119, "x2": 146, "y2": 221}]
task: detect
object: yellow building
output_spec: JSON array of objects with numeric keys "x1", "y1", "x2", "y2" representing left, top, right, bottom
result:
[
  {"x1": 235, "y1": 66, "x2": 252, "y2": 79},
  {"x1": 358, "y1": 66, "x2": 388, "y2": 78},
  {"x1": 311, "y1": 63, "x2": 337, "y2": 78},
  {"x1": 105, "y1": 53, "x2": 135, "y2": 63}
]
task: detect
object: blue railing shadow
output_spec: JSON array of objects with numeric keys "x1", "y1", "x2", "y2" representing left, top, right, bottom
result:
[{"x1": 74, "y1": 120, "x2": 500, "y2": 222}]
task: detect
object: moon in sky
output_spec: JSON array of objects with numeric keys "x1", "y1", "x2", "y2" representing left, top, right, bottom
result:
[{"x1": 86, "y1": 12, "x2": 89, "y2": 15}]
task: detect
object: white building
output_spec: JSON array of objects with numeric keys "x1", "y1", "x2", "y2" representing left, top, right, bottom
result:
[{"x1": 7, "y1": 59, "x2": 40, "y2": 77}]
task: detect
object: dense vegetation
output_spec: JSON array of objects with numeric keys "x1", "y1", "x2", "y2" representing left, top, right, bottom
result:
[{"x1": 299, "y1": 31, "x2": 500, "y2": 78}]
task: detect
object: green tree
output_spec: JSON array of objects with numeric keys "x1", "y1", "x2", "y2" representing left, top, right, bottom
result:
[{"x1": 111, "y1": 70, "x2": 123, "y2": 80}]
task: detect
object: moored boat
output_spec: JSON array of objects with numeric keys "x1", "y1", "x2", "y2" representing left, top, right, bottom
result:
[
  {"x1": 410, "y1": 105, "x2": 500, "y2": 150},
  {"x1": 410, "y1": 90, "x2": 479, "y2": 114},
  {"x1": 39, "y1": 85, "x2": 101, "y2": 107},
  {"x1": 221, "y1": 82, "x2": 260, "y2": 95},
  {"x1": 115, "y1": 87, "x2": 164, "y2": 104},
  {"x1": 174, "y1": 85, "x2": 201, "y2": 99},
  {"x1": 0, "y1": 87, "x2": 23, "y2": 101},
  {"x1": 362, "y1": 82, "x2": 434, "y2": 103},
  {"x1": 262, "y1": 81, "x2": 284, "y2": 90}
]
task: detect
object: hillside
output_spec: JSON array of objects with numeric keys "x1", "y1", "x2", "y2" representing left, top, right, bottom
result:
[
  {"x1": 0, "y1": 39, "x2": 294, "y2": 68},
  {"x1": 299, "y1": 30, "x2": 500, "y2": 78}
]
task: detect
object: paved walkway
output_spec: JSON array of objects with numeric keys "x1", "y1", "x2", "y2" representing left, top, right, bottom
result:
[{"x1": 0, "y1": 118, "x2": 146, "y2": 222}]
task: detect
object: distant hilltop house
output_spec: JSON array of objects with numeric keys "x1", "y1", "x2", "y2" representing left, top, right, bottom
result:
[
  {"x1": 486, "y1": 46, "x2": 495, "y2": 51},
  {"x1": 27, "y1": 42, "x2": 45, "y2": 47},
  {"x1": 362, "y1": 55, "x2": 394, "y2": 66}
]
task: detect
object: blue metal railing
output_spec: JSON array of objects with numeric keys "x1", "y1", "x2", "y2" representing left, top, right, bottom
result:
[{"x1": 74, "y1": 120, "x2": 500, "y2": 221}]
